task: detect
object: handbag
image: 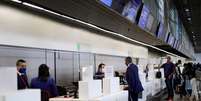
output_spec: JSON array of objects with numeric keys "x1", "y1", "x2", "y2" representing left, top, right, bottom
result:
[{"x1": 156, "y1": 69, "x2": 162, "y2": 79}]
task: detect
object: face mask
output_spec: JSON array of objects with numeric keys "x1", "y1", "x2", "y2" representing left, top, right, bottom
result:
[{"x1": 19, "y1": 68, "x2": 27, "y2": 75}]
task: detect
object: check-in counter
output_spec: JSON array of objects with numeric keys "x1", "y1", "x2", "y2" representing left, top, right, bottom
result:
[
  {"x1": 0, "y1": 89, "x2": 40, "y2": 101},
  {"x1": 49, "y1": 91, "x2": 128, "y2": 101}
]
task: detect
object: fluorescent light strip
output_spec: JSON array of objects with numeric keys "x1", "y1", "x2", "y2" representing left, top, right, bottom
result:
[
  {"x1": 10, "y1": 0, "x2": 179, "y2": 57},
  {"x1": 10, "y1": 0, "x2": 22, "y2": 3}
]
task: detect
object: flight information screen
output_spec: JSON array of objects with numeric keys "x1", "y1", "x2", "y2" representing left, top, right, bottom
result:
[
  {"x1": 100, "y1": 0, "x2": 113, "y2": 7},
  {"x1": 122, "y1": 1, "x2": 138, "y2": 23},
  {"x1": 138, "y1": 5, "x2": 150, "y2": 29}
]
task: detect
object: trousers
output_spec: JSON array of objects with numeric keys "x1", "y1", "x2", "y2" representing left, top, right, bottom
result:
[
  {"x1": 165, "y1": 78, "x2": 174, "y2": 98},
  {"x1": 128, "y1": 90, "x2": 138, "y2": 101}
]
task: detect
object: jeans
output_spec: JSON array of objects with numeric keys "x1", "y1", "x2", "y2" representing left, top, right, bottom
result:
[
  {"x1": 128, "y1": 91, "x2": 138, "y2": 101},
  {"x1": 165, "y1": 78, "x2": 174, "y2": 98}
]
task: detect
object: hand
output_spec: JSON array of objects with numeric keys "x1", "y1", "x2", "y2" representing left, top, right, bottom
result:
[{"x1": 168, "y1": 75, "x2": 172, "y2": 79}]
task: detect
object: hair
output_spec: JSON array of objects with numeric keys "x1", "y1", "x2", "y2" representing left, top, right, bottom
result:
[
  {"x1": 167, "y1": 56, "x2": 171, "y2": 60},
  {"x1": 178, "y1": 60, "x2": 181, "y2": 63},
  {"x1": 125, "y1": 57, "x2": 132, "y2": 63},
  {"x1": 38, "y1": 64, "x2": 50, "y2": 82},
  {"x1": 97, "y1": 63, "x2": 105, "y2": 73},
  {"x1": 16, "y1": 59, "x2": 26, "y2": 66}
]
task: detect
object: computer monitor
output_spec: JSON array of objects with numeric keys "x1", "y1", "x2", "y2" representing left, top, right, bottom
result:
[
  {"x1": 138, "y1": 5, "x2": 150, "y2": 29},
  {"x1": 100, "y1": 0, "x2": 113, "y2": 7}
]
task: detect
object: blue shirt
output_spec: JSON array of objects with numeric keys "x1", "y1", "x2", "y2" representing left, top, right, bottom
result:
[
  {"x1": 126, "y1": 63, "x2": 144, "y2": 93},
  {"x1": 161, "y1": 62, "x2": 175, "y2": 78},
  {"x1": 31, "y1": 77, "x2": 59, "y2": 97}
]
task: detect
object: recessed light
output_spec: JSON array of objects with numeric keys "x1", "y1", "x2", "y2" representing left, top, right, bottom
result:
[
  {"x1": 185, "y1": 8, "x2": 190, "y2": 12},
  {"x1": 187, "y1": 18, "x2": 191, "y2": 21}
]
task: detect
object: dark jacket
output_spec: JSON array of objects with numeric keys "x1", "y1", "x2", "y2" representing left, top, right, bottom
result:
[
  {"x1": 17, "y1": 74, "x2": 29, "y2": 89},
  {"x1": 31, "y1": 77, "x2": 59, "y2": 97},
  {"x1": 126, "y1": 63, "x2": 144, "y2": 93}
]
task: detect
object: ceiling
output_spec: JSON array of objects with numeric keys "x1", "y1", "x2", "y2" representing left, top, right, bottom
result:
[{"x1": 174, "y1": 0, "x2": 201, "y2": 53}]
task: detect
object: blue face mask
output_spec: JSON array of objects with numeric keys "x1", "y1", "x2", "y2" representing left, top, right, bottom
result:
[{"x1": 19, "y1": 68, "x2": 27, "y2": 75}]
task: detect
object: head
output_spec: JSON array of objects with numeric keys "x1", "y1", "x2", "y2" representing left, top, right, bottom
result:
[
  {"x1": 16, "y1": 59, "x2": 27, "y2": 74},
  {"x1": 38, "y1": 64, "x2": 50, "y2": 81},
  {"x1": 98, "y1": 63, "x2": 105, "y2": 73},
  {"x1": 166, "y1": 56, "x2": 171, "y2": 63},
  {"x1": 178, "y1": 60, "x2": 182, "y2": 64},
  {"x1": 125, "y1": 57, "x2": 132, "y2": 66}
]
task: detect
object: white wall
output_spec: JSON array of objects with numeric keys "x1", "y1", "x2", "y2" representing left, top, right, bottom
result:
[{"x1": 0, "y1": 4, "x2": 148, "y2": 58}]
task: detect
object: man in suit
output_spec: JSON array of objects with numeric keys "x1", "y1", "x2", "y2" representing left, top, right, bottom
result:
[
  {"x1": 125, "y1": 57, "x2": 144, "y2": 101},
  {"x1": 16, "y1": 59, "x2": 29, "y2": 89}
]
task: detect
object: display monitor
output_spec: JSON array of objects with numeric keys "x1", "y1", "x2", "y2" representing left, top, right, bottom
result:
[
  {"x1": 138, "y1": 5, "x2": 150, "y2": 29},
  {"x1": 168, "y1": 35, "x2": 175, "y2": 46},
  {"x1": 111, "y1": 0, "x2": 129, "y2": 13},
  {"x1": 100, "y1": 0, "x2": 113, "y2": 7},
  {"x1": 157, "y1": 23, "x2": 167, "y2": 41},
  {"x1": 173, "y1": 40, "x2": 178, "y2": 48},
  {"x1": 122, "y1": 1, "x2": 138, "y2": 23},
  {"x1": 134, "y1": 0, "x2": 142, "y2": 5},
  {"x1": 146, "y1": 14, "x2": 154, "y2": 31}
]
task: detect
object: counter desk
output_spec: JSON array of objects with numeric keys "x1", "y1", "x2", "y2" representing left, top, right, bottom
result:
[{"x1": 49, "y1": 91, "x2": 128, "y2": 101}]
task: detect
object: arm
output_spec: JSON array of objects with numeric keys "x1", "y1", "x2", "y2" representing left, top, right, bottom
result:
[{"x1": 50, "y1": 79, "x2": 59, "y2": 97}]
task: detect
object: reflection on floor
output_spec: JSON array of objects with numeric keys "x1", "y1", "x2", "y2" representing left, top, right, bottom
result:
[{"x1": 149, "y1": 92, "x2": 199, "y2": 101}]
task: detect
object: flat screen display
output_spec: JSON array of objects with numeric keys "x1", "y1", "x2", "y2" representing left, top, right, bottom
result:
[
  {"x1": 168, "y1": 35, "x2": 175, "y2": 46},
  {"x1": 173, "y1": 40, "x2": 178, "y2": 48},
  {"x1": 133, "y1": 0, "x2": 142, "y2": 5},
  {"x1": 157, "y1": 23, "x2": 164, "y2": 38},
  {"x1": 100, "y1": 0, "x2": 113, "y2": 7},
  {"x1": 138, "y1": 5, "x2": 150, "y2": 29},
  {"x1": 111, "y1": 0, "x2": 128, "y2": 13},
  {"x1": 122, "y1": 1, "x2": 138, "y2": 23},
  {"x1": 146, "y1": 14, "x2": 154, "y2": 31}
]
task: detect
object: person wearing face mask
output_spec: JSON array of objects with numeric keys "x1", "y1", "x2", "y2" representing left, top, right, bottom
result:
[{"x1": 16, "y1": 59, "x2": 29, "y2": 89}]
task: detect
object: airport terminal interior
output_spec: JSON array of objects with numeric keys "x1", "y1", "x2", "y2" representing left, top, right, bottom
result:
[{"x1": 0, "y1": 0, "x2": 201, "y2": 101}]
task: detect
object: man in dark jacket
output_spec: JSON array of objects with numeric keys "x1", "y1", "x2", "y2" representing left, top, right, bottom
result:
[
  {"x1": 125, "y1": 57, "x2": 144, "y2": 101},
  {"x1": 16, "y1": 59, "x2": 29, "y2": 89},
  {"x1": 161, "y1": 56, "x2": 175, "y2": 100}
]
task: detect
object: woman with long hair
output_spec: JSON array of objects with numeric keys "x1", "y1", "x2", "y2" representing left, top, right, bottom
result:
[{"x1": 31, "y1": 64, "x2": 58, "y2": 101}]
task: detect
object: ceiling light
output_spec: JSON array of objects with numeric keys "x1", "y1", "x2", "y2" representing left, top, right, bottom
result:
[
  {"x1": 185, "y1": 8, "x2": 190, "y2": 12},
  {"x1": 187, "y1": 18, "x2": 191, "y2": 21},
  {"x1": 11, "y1": 0, "x2": 22, "y2": 3}
]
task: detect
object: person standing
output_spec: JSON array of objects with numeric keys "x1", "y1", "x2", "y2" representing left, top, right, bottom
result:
[
  {"x1": 16, "y1": 59, "x2": 29, "y2": 89},
  {"x1": 174, "y1": 60, "x2": 182, "y2": 93},
  {"x1": 31, "y1": 64, "x2": 58, "y2": 101},
  {"x1": 95, "y1": 63, "x2": 105, "y2": 79},
  {"x1": 161, "y1": 56, "x2": 175, "y2": 100},
  {"x1": 125, "y1": 57, "x2": 144, "y2": 101}
]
